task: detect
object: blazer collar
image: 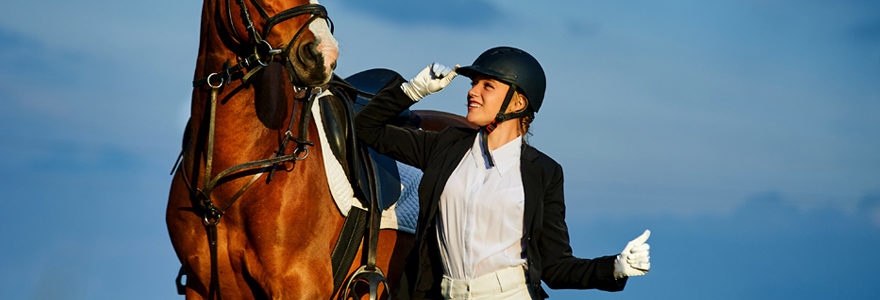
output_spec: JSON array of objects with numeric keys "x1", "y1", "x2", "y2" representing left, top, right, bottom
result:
[{"x1": 469, "y1": 131, "x2": 523, "y2": 175}]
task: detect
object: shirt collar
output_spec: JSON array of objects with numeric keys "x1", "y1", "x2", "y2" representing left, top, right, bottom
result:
[{"x1": 470, "y1": 131, "x2": 523, "y2": 174}]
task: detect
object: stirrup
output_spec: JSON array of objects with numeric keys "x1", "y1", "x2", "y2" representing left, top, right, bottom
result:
[{"x1": 340, "y1": 265, "x2": 389, "y2": 300}]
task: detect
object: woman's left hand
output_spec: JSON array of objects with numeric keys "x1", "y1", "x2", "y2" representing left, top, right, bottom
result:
[{"x1": 613, "y1": 229, "x2": 651, "y2": 279}]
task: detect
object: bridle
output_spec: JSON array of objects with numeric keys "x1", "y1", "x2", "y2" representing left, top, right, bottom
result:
[
  {"x1": 225, "y1": 0, "x2": 332, "y2": 53},
  {"x1": 224, "y1": 0, "x2": 333, "y2": 82},
  {"x1": 189, "y1": 0, "x2": 332, "y2": 229},
  {"x1": 193, "y1": 0, "x2": 333, "y2": 88},
  {"x1": 176, "y1": 1, "x2": 333, "y2": 299}
]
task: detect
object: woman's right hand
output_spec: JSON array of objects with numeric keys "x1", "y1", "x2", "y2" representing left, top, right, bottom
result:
[{"x1": 400, "y1": 63, "x2": 459, "y2": 101}]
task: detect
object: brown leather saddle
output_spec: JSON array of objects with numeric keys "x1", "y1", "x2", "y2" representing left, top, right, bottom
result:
[{"x1": 321, "y1": 68, "x2": 418, "y2": 211}]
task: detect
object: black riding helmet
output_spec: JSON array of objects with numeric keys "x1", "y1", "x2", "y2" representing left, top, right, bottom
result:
[
  {"x1": 457, "y1": 46, "x2": 546, "y2": 115},
  {"x1": 457, "y1": 46, "x2": 546, "y2": 167}
]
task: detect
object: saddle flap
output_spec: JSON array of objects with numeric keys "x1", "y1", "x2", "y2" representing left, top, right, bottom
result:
[
  {"x1": 319, "y1": 93, "x2": 351, "y2": 176},
  {"x1": 367, "y1": 148, "x2": 401, "y2": 211}
]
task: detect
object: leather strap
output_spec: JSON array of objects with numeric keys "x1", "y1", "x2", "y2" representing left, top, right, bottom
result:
[
  {"x1": 479, "y1": 84, "x2": 516, "y2": 167},
  {"x1": 337, "y1": 136, "x2": 391, "y2": 300},
  {"x1": 206, "y1": 222, "x2": 221, "y2": 300},
  {"x1": 479, "y1": 83, "x2": 533, "y2": 167},
  {"x1": 330, "y1": 206, "x2": 368, "y2": 297}
]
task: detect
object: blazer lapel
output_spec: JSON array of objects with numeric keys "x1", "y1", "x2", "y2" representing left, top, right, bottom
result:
[
  {"x1": 426, "y1": 133, "x2": 476, "y2": 225},
  {"x1": 520, "y1": 146, "x2": 542, "y2": 234}
]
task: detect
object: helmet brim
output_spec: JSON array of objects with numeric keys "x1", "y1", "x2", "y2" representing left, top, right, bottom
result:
[{"x1": 456, "y1": 65, "x2": 517, "y2": 84}]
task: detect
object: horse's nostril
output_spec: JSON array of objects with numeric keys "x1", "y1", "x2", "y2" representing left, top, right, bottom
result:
[
  {"x1": 288, "y1": 40, "x2": 335, "y2": 85},
  {"x1": 310, "y1": 43, "x2": 321, "y2": 59},
  {"x1": 296, "y1": 42, "x2": 319, "y2": 64}
]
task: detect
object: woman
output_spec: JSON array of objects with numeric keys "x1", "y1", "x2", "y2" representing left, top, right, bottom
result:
[{"x1": 355, "y1": 46, "x2": 651, "y2": 299}]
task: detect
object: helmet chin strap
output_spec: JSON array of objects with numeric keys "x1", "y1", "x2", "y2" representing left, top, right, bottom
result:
[{"x1": 479, "y1": 84, "x2": 533, "y2": 168}]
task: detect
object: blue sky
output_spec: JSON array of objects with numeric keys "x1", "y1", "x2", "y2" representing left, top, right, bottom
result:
[{"x1": 1, "y1": 0, "x2": 878, "y2": 299}]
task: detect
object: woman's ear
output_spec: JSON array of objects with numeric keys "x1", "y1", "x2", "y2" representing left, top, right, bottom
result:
[{"x1": 508, "y1": 92, "x2": 528, "y2": 113}]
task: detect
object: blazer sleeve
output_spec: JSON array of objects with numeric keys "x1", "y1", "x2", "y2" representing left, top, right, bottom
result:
[
  {"x1": 539, "y1": 163, "x2": 627, "y2": 291},
  {"x1": 354, "y1": 75, "x2": 442, "y2": 170}
]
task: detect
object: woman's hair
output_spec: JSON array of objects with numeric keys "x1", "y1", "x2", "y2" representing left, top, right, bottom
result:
[
  {"x1": 520, "y1": 114, "x2": 534, "y2": 143},
  {"x1": 511, "y1": 91, "x2": 534, "y2": 143}
]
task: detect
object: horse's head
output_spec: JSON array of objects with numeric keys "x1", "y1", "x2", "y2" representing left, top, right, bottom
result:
[
  {"x1": 264, "y1": 0, "x2": 338, "y2": 86},
  {"x1": 222, "y1": 0, "x2": 338, "y2": 87}
]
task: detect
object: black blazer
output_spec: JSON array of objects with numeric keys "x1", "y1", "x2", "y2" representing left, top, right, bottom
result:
[{"x1": 355, "y1": 76, "x2": 626, "y2": 299}]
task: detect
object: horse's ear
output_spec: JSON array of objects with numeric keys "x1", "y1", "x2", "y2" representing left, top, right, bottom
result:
[{"x1": 252, "y1": 62, "x2": 289, "y2": 129}]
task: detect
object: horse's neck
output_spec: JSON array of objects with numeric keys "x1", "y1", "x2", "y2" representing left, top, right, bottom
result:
[
  {"x1": 188, "y1": 14, "x2": 268, "y2": 167},
  {"x1": 195, "y1": 0, "x2": 236, "y2": 77}
]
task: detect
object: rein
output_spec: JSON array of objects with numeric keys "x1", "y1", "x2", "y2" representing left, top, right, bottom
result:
[
  {"x1": 193, "y1": 84, "x2": 319, "y2": 225},
  {"x1": 181, "y1": 79, "x2": 319, "y2": 300}
]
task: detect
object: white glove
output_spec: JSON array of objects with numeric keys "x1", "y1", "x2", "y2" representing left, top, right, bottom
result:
[
  {"x1": 613, "y1": 229, "x2": 651, "y2": 279},
  {"x1": 400, "y1": 63, "x2": 459, "y2": 101}
]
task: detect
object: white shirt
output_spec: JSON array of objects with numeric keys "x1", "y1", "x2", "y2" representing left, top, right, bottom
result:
[{"x1": 437, "y1": 132, "x2": 527, "y2": 280}]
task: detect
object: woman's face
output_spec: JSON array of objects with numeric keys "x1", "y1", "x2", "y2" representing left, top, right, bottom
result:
[{"x1": 466, "y1": 77, "x2": 510, "y2": 126}]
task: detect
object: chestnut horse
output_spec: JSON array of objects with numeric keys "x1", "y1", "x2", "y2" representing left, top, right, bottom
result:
[{"x1": 163, "y1": 0, "x2": 408, "y2": 298}]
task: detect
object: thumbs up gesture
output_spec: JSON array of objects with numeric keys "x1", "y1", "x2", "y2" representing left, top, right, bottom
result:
[{"x1": 613, "y1": 229, "x2": 651, "y2": 279}]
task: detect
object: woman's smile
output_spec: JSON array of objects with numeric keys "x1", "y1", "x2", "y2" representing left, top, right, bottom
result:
[{"x1": 465, "y1": 77, "x2": 507, "y2": 125}]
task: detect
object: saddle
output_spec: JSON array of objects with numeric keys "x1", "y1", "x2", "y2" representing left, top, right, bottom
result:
[{"x1": 321, "y1": 69, "x2": 421, "y2": 211}]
